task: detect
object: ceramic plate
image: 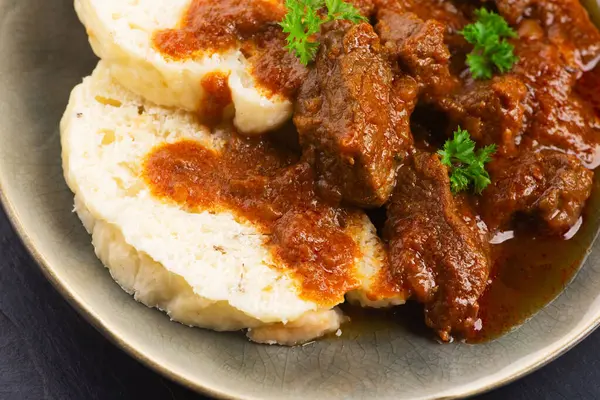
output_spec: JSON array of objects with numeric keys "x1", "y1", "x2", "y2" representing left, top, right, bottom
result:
[{"x1": 2, "y1": 0, "x2": 600, "y2": 398}]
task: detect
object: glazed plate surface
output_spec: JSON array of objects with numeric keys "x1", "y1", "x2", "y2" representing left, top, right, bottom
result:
[{"x1": 2, "y1": 0, "x2": 600, "y2": 398}]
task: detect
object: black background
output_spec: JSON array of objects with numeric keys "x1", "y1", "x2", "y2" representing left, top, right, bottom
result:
[{"x1": 0, "y1": 207, "x2": 599, "y2": 399}]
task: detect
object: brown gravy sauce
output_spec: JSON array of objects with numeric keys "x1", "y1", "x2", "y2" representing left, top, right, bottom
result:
[
  {"x1": 465, "y1": 65, "x2": 600, "y2": 342},
  {"x1": 142, "y1": 135, "x2": 361, "y2": 306},
  {"x1": 341, "y1": 181, "x2": 600, "y2": 343},
  {"x1": 343, "y1": 66, "x2": 600, "y2": 343},
  {"x1": 578, "y1": 64, "x2": 600, "y2": 115},
  {"x1": 152, "y1": 0, "x2": 306, "y2": 98},
  {"x1": 148, "y1": 4, "x2": 600, "y2": 343},
  {"x1": 469, "y1": 211, "x2": 595, "y2": 343},
  {"x1": 142, "y1": 65, "x2": 600, "y2": 342}
]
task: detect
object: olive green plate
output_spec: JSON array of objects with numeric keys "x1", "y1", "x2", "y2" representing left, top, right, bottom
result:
[{"x1": 3, "y1": 0, "x2": 600, "y2": 398}]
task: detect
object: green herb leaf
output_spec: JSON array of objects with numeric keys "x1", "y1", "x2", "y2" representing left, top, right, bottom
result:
[
  {"x1": 438, "y1": 127, "x2": 497, "y2": 194},
  {"x1": 489, "y1": 40, "x2": 519, "y2": 73},
  {"x1": 325, "y1": 0, "x2": 367, "y2": 23},
  {"x1": 449, "y1": 168, "x2": 472, "y2": 194},
  {"x1": 473, "y1": 8, "x2": 518, "y2": 40},
  {"x1": 459, "y1": 8, "x2": 518, "y2": 79},
  {"x1": 280, "y1": 0, "x2": 366, "y2": 65},
  {"x1": 280, "y1": 0, "x2": 323, "y2": 66},
  {"x1": 466, "y1": 53, "x2": 493, "y2": 80}
]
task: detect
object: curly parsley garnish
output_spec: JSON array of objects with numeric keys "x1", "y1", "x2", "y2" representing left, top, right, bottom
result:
[
  {"x1": 438, "y1": 127, "x2": 497, "y2": 194},
  {"x1": 460, "y1": 8, "x2": 519, "y2": 80},
  {"x1": 280, "y1": 0, "x2": 367, "y2": 65}
]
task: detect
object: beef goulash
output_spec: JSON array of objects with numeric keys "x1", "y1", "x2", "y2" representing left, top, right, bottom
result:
[
  {"x1": 294, "y1": 20, "x2": 408, "y2": 207},
  {"x1": 71, "y1": 0, "x2": 600, "y2": 344},
  {"x1": 385, "y1": 153, "x2": 490, "y2": 341}
]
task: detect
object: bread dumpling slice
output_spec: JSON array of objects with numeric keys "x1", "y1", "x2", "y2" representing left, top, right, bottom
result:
[
  {"x1": 61, "y1": 62, "x2": 406, "y2": 345},
  {"x1": 74, "y1": 0, "x2": 305, "y2": 135}
]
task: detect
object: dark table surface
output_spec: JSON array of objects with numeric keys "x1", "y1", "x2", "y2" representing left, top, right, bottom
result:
[{"x1": 1, "y1": 206, "x2": 599, "y2": 400}]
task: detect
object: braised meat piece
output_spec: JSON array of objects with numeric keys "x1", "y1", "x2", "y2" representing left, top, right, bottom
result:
[
  {"x1": 435, "y1": 75, "x2": 529, "y2": 155},
  {"x1": 493, "y1": 0, "x2": 600, "y2": 66},
  {"x1": 390, "y1": 75, "x2": 420, "y2": 146},
  {"x1": 525, "y1": 92, "x2": 600, "y2": 169},
  {"x1": 349, "y1": 0, "x2": 376, "y2": 17},
  {"x1": 385, "y1": 152, "x2": 490, "y2": 341},
  {"x1": 513, "y1": 40, "x2": 578, "y2": 106},
  {"x1": 514, "y1": 41, "x2": 600, "y2": 168},
  {"x1": 375, "y1": 0, "x2": 475, "y2": 58},
  {"x1": 482, "y1": 150, "x2": 594, "y2": 235},
  {"x1": 377, "y1": 0, "x2": 472, "y2": 31},
  {"x1": 434, "y1": 37, "x2": 600, "y2": 163},
  {"x1": 294, "y1": 21, "x2": 410, "y2": 207},
  {"x1": 242, "y1": 26, "x2": 308, "y2": 99},
  {"x1": 375, "y1": 9, "x2": 458, "y2": 97}
]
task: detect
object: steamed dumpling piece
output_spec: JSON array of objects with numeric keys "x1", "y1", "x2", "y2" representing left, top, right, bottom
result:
[
  {"x1": 61, "y1": 62, "x2": 406, "y2": 345},
  {"x1": 74, "y1": 0, "x2": 302, "y2": 135}
]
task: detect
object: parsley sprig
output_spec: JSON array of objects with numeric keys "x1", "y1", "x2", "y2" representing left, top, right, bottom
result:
[
  {"x1": 460, "y1": 8, "x2": 519, "y2": 80},
  {"x1": 438, "y1": 127, "x2": 497, "y2": 194},
  {"x1": 280, "y1": 0, "x2": 367, "y2": 65}
]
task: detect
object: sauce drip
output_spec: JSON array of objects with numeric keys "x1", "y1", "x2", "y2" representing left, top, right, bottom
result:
[
  {"x1": 240, "y1": 26, "x2": 308, "y2": 98},
  {"x1": 153, "y1": 0, "x2": 283, "y2": 57},
  {"x1": 200, "y1": 72, "x2": 233, "y2": 125},
  {"x1": 142, "y1": 135, "x2": 360, "y2": 306},
  {"x1": 153, "y1": 0, "x2": 306, "y2": 97}
]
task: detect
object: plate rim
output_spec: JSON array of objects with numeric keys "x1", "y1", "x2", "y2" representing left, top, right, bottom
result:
[{"x1": 2, "y1": 166, "x2": 600, "y2": 399}]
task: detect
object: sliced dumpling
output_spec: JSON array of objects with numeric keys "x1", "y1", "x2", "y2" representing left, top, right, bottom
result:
[
  {"x1": 60, "y1": 62, "x2": 406, "y2": 345},
  {"x1": 74, "y1": 0, "x2": 306, "y2": 135}
]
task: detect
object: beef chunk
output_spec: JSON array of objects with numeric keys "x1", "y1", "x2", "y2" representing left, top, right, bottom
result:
[
  {"x1": 243, "y1": 26, "x2": 308, "y2": 99},
  {"x1": 524, "y1": 92, "x2": 600, "y2": 169},
  {"x1": 493, "y1": 0, "x2": 600, "y2": 67},
  {"x1": 514, "y1": 41, "x2": 600, "y2": 168},
  {"x1": 390, "y1": 75, "x2": 420, "y2": 146},
  {"x1": 435, "y1": 38, "x2": 600, "y2": 164},
  {"x1": 294, "y1": 21, "x2": 411, "y2": 207},
  {"x1": 375, "y1": 9, "x2": 458, "y2": 97},
  {"x1": 349, "y1": 0, "x2": 376, "y2": 17},
  {"x1": 385, "y1": 152, "x2": 490, "y2": 341},
  {"x1": 513, "y1": 40, "x2": 578, "y2": 104},
  {"x1": 435, "y1": 75, "x2": 529, "y2": 155},
  {"x1": 377, "y1": 0, "x2": 472, "y2": 31},
  {"x1": 376, "y1": 0, "x2": 475, "y2": 58},
  {"x1": 482, "y1": 150, "x2": 594, "y2": 235}
]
